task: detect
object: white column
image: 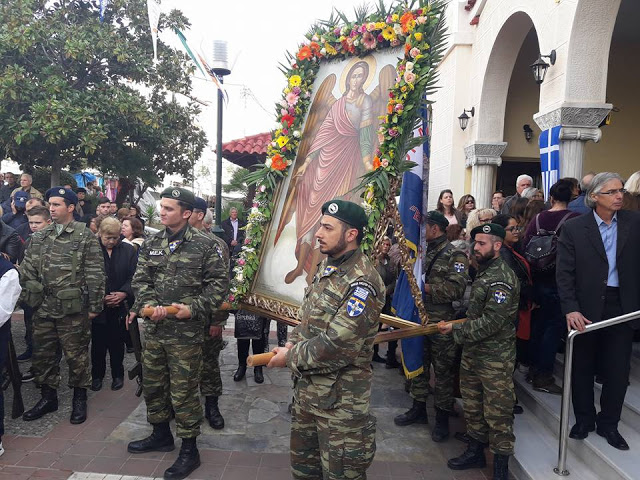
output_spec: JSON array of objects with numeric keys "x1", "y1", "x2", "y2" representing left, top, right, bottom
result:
[
  {"x1": 465, "y1": 142, "x2": 507, "y2": 208},
  {"x1": 534, "y1": 103, "x2": 611, "y2": 179}
]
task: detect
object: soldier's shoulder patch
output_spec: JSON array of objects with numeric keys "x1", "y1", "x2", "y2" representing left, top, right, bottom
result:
[
  {"x1": 350, "y1": 280, "x2": 378, "y2": 297},
  {"x1": 149, "y1": 249, "x2": 165, "y2": 256},
  {"x1": 214, "y1": 245, "x2": 224, "y2": 260},
  {"x1": 322, "y1": 265, "x2": 338, "y2": 277},
  {"x1": 453, "y1": 261, "x2": 466, "y2": 273},
  {"x1": 493, "y1": 289, "x2": 508, "y2": 304},
  {"x1": 346, "y1": 286, "x2": 371, "y2": 317},
  {"x1": 490, "y1": 281, "x2": 513, "y2": 291}
]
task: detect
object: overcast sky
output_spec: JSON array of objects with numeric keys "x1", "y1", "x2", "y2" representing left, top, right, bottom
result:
[{"x1": 158, "y1": 0, "x2": 369, "y2": 193}]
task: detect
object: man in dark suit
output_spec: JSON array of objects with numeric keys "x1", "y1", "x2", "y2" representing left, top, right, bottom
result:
[
  {"x1": 556, "y1": 172, "x2": 640, "y2": 451},
  {"x1": 221, "y1": 207, "x2": 245, "y2": 257}
]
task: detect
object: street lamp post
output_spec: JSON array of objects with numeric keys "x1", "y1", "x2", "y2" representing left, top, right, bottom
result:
[{"x1": 210, "y1": 40, "x2": 231, "y2": 239}]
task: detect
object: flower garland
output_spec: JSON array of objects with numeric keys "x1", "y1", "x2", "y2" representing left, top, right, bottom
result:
[{"x1": 229, "y1": 4, "x2": 444, "y2": 305}]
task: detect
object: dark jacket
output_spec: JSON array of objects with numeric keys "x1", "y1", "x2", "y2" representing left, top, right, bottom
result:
[
  {"x1": 221, "y1": 217, "x2": 246, "y2": 255},
  {"x1": 95, "y1": 239, "x2": 137, "y2": 324},
  {"x1": 556, "y1": 210, "x2": 640, "y2": 328},
  {"x1": 499, "y1": 244, "x2": 532, "y2": 311},
  {"x1": 0, "y1": 220, "x2": 22, "y2": 264},
  {"x1": 2, "y1": 210, "x2": 27, "y2": 229},
  {"x1": 15, "y1": 221, "x2": 32, "y2": 243},
  {"x1": 568, "y1": 193, "x2": 590, "y2": 215}
]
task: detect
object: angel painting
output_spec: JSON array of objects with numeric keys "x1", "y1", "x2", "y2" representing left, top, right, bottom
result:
[{"x1": 274, "y1": 56, "x2": 395, "y2": 285}]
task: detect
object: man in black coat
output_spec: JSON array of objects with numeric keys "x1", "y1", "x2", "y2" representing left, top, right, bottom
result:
[
  {"x1": 556, "y1": 172, "x2": 640, "y2": 451},
  {"x1": 0, "y1": 219, "x2": 22, "y2": 264},
  {"x1": 221, "y1": 207, "x2": 245, "y2": 257}
]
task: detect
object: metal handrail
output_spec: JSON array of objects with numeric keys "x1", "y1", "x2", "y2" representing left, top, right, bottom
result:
[{"x1": 555, "y1": 309, "x2": 640, "y2": 476}]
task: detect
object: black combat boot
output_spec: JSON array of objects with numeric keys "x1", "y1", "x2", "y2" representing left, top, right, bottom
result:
[
  {"x1": 254, "y1": 366, "x2": 264, "y2": 384},
  {"x1": 385, "y1": 343, "x2": 400, "y2": 368},
  {"x1": 164, "y1": 437, "x2": 201, "y2": 480},
  {"x1": 431, "y1": 408, "x2": 450, "y2": 442},
  {"x1": 394, "y1": 399, "x2": 428, "y2": 426},
  {"x1": 372, "y1": 344, "x2": 385, "y2": 363},
  {"x1": 447, "y1": 437, "x2": 486, "y2": 470},
  {"x1": 70, "y1": 387, "x2": 88, "y2": 424},
  {"x1": 23, "y1": 385, "x2": 58, "y2": 421},
  {"x1": 128, "y1": 422, "x2": 175, "y2": 453},
  {"x1": 493, "y1": 454, "x2": 509, "y2": 480},
  {"x1": 205, "y1": 396, "x2": 225, "y2": 430}
]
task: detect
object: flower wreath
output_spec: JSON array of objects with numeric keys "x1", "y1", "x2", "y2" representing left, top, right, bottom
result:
[{"x1": 230, "y1": 2, "x2": 446, "y2": 305}]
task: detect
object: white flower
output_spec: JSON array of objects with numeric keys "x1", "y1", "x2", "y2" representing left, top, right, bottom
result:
[
  {"x1": 320, "y1": 48, "x2": 327, "y2": 55},
  {"x1": 362, "y1": 202, "x2": 374, "y2": 216},
  {"x1": 393, "y1": 24, "x2": 403, "y2": 36},
  {"x1": 293, "y1": 130, "x2": 301, "y2": 138},
  {"x1": 312, "y1": 34, "x2": 319, "y2": 42},
  {"x1": 353, "y1": 39, "x2": 360, "y2": 47},
  {"x1": 406, "y1": 61, "x2": 414, "y2": 71},
  {"x1": 251, "y1": 207, "x2": 259, "y2": 214},
  {"x1": 341, "y1": 26, "x2": 349, "y2": 35},
  {"x1": 236, "y1": 273, "x2": 244, "y2": 282},
  {"x1": 259, "y1": 185, "x2": 266, "y2": 192},
  {"x1": 265, "y1": 158, "x2": 272, "y2": 168}
]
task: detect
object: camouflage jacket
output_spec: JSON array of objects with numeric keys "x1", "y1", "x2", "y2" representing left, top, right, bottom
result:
[
  {"x1": 19, "y1": 221, "x2": 105, "y2": 318},
  {"x1": 287, "y1": 248, "x2": 384, "y2": 418},
  {"x1": 452, "y1": 256, "x2": 519, "y2": 355},
  {"x1": 199, "y1": 229, "x2": 231, "y2": 329},
  {"x1": 131, "y1": 224, "x2": 228, "y2": 344},
  {"x1": 424, "y1": 235, "x2": 469, "y2": 319}
]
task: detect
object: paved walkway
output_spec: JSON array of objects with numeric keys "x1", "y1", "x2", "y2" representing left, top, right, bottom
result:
[{"x1": 1, "y1": 315, "x2": 508, "y2": 479}]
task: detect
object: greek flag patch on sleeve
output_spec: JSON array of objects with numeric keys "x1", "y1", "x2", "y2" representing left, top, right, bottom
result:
[
  {"x1": 346, "y1": 286, "x2": 370, "y2": 317},
  {"x1": 494, "y1": 290, "x2": 507, "y2": 304},
  {"x1": 454, "y1": 262, "x2": 465, "y2": 273}
]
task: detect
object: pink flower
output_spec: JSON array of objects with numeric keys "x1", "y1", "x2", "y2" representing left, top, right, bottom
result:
[
  {"x1": 244, "y1": 236, "x2": 252, "y2": 244},
  {"x1": 377, "y1": 33, "x2": 384, "y2": 43},
  {"x1": 388, "y1": 127, "x2": 399, "y2": 137},
  {"x1": 286, "y1": 92, "x2": 299, "y2": 105},
  {"x1": 282, "y1": 129, "x2": 288, "y2": 135},
  {"x1": 288, "y1": 106, "x2": 295, "y2": 115},
  {"x1": 377, "y1": 132, "x2": 385, "y2": 143},
  {"x1": 391, "y1": 38, "x2": 401, "y2": 47},
  {"x1": 362, "y1": 31, "x2": 377, "y2": 49},
  {"x1": 237, "y1": 258, "x2": 246, "y2": 266},
  {"x1": 416, "y1": 16, "x2": 427, "y2": 25},
  {"x1": 292, "y1": 86, "x2": 301, "y2": 94},
  {"x1": 228, "y1": 294, "x2": 235, "y2": 302},
  {"x1": 381, "y1": 158, "x2": 389, "y2": 168},
  {"x1": 409, "y1": 47, "x2": 420, "y2": 58},
  {"x1": 280, "y1": 108, "x2": 288, "y2": 116},
  {"x1": 334, "y1": 27, "x2": 341, "y2": 35},
  {"x1": 252, "y1": 202, "x2": 259, "y2": 208},
  {"x1": 259, "y1": 185, "x2": 266, "y2": 193},
  {"x1": 395, "y1": 103, "x2": 404, "y2": 112},
  {"x1": 404, "y1": 71, "x2": 416, "y2": 83}
]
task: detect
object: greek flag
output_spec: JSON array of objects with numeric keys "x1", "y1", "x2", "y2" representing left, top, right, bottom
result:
[
  {"x1": 99, "y1": 0, "x2": 109, "y2": 22},
  {"x1": 391, "y1": 122, "x2": 426, "y2": 379},
  {"x1": 539, "y1": 126, "x2": 561, "y2": 201}
]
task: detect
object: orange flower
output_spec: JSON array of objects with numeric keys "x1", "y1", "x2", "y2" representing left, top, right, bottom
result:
[
  {"x1": 310, "y1": 41, "x2": 321, "y2": 55},
  {"x1": 373, "y1": 156, "x2": 381, "y2": 170},
  {"x1": 405, "y1": 42, "x2": 412, "y2": 55},
  {"x1": 400, "y1": 11, "x2": 416, "y2": 34},
  {"x1": 297, "y1": 45, "x2": 312, "y2": 61},
  {"x1": 271, "y1": 154, "x2": 288, "y2": 171},
  {"x1": 387, "y1": 104, "x2": 394, "y2": 114}
]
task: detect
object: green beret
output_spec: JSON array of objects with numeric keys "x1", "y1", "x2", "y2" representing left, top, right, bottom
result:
[
  {"x1": 160, "y1": 187, "x2": 195, "y2": 210},
  {"x1": 321, "y1": 199, "x2": 367, "y2": 232},
  {"x1": 470, "y1": 223, "x2": 506, "y2": 240},
  {"x1": 425, "y1": 210, "x2": 449, "y2": 229}
]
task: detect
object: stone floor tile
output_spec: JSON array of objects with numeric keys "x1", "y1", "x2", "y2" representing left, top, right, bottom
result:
[
  {"x1": 221, "y1": 465, "x2": 259, "y2": 480},
  {"x1": 151, "y1": 459, "x2": 174, "y2": 477},
  {"x1": 191, "y1": 464, "x2": 226, "y2": 480},
  {"x1": 84, "y1": 456, "x2": 126, "y2": 475},
  {"x1": 16, "y1": 451, "x2": 60, "y2": 468},
  {"x1": 256, "y1": 466, "x2": 292, "y2": 480},
  {"x1": 3, "y1": 435, "x2": 45, "y2": 450},
  {"x1": 228, "y1": 451, "x2": 262, "y2": 467},
  {"x1": 0, "y1": 448, "x2": 28, "y2": 465},
  {"x1": 0, "y1": 471, "x2": 31, "y2": 480},
  {"x1": 0, "y1": 465, "x2": 39, "y2": 476},
  {"x1": 52, "y1": 454, "x2": 95, "y2": 472},
  {"x1": 67, "y1": 441, "x2": 108, "y2": 456},
  {"x1": 48, "y1": 425, "x2": 86, "y2": 440},
  {"x1": 30, "y1": 468, "x2": 74, "y2": 478},
  {"x1": 259, "y1": 452, "x2": 289, "y2": 468},
  {"x1": 118, "y1": 458, "x2": 160, "y2": 477},
  {"x1": 199, "y1": 449, "x2": 231, "y2": 465},
  {"x1": 34, "y1": 437, "x2": 74, "y2": 454},
  {"x1": 97, "y1": 441, "x2": 130, "y2": 458}
]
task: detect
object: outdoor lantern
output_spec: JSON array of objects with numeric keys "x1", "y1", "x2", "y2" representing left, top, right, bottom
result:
[
  {"x1": 530, "y1": 50, "x2": 556, "y2": 84},
  {"x1": 458, "y1": 107, "x2": 474, "y2": 131},
  {"x1": 523, "y1": 124, "x2": 534, "y2": 142}
]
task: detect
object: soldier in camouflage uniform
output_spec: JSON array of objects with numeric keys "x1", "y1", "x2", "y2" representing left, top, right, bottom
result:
[
  {"x1": 268, "y1": 200, "x2": 384, "y2": 480},
  {"x1": 190, "y1": 197, "x2": 229, "y2": 430},
  {"x1": 127, "y1": 188, "x2": 228, "y2": 480},
  {"x1": 20, "y1": 187, "x2": 105, "y2": 425},
  {"x1": 394, "y1": 211, "x2": 469, "y2": 443},
  {"x1": 438, "y1": 223, "x2": 519, "y2": 480}
]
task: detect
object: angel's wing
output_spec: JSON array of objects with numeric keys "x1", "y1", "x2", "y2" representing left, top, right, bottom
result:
[
  {"x1": 369, "y1": 64, "x2": 397, "y2": 153},
  {"x1": 274, "y1": 74, "x2": 337, "y2": 246}
]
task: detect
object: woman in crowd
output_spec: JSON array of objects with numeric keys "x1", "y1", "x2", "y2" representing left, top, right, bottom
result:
[
  {"x1": 521, "y1": 187, "x2": 544, "y2": 202},
  {"x1": 623, "y1": 170, "x2": 640, "y2": 211},
  {"x1": 121, "y1": 216, "x2": 145, "y2": 251},
  {"x1": 522, "y1": 200, "x2": 546, "y2": 233},
  {"x1": 457, "y1": 194, "x2": 476, "y2": 227},
  {"x1": 116, "y1": 207, "x2": 130, "y2": 221},
  {"x1": 464, "y1": 208, "x2": 496, "y2": 238},
  {"x1": 445, "y1": 224, "x2": 465, "y2": 243},
  {"x1": 373, "y1": 236, "x2": 400, "y2": 368},
  {"x1": 129, "y1": 204, "x2": 146, "y2": 228},
  {"x1": 91, "y1": 217, "x2": 137, "y2": 391},
  {"x1": 84, "y1": 214, "x2": 98, "y2": 235},
  {"x1": 523, "y1": 179, "x2": 579, "y2": 395},
  {"x1": 234, "y1": 309, "x2": 268, "y2": 383},
  {"x1": 510, "y1": 197, "x2": 530, "y2": 230},
  {"x1": 436, "y1": 189, "x2": 463, "y2": 225}
]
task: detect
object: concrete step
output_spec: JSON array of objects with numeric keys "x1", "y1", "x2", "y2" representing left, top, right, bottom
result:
[
  {"x1": 553, "y1": 354, "x2": 640, "y2": 432},
  {"x1": 514, "y1": 370, "x2": 639, "y2": 480},
  {"x1": 511, "y1": 406, "x2": 600, "y2": 480}
]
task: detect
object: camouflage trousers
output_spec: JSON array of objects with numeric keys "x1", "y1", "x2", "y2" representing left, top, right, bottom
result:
[
  {"x1": 290, "y1": 401, "x2": 376, "y2": 480},
  {"x1": 410, "y1": 334, "x2": 458, "y2": 411},
  {"x1": 200, "y1": 334, "x2": 223, "y2": 397},
  {"x1": 143, "y1": 338, "x2": 203, "y2": 439},
  {"x1": 460, "y1": 350, "x2": 516, "y2": 455},
  {"x1": 32, "y1": 313, "x2": 91, "y2": 389}
]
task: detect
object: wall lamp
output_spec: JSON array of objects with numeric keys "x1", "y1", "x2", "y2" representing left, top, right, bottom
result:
[
  {"x1": 458, "y1": 107, "x2": 475, "y2": 131},
  {"x1": 530, "y1": 49, "x2": 556, "y2": 84},
  {"x1": 523, "y1": 124, "x2": 533, "y2": 142}
]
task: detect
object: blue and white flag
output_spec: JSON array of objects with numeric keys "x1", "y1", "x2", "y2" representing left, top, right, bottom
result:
[
  {"x1": 539, "y1": 126, "x2": 561, "y2": 201},
  {"x1": 391, "y1": 122, "x2": 426, "y2": 379},
  {"x1": 99, "y1": 0, "x2": 109, "y2": 22}
]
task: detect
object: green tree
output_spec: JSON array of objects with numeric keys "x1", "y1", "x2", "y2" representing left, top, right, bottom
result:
[
  {"x1": 223, "y1": 165, "x2": 256, "y2": 210},
  {"x1": 0, "y1": 0, "x2": 207, "y2": 187}
]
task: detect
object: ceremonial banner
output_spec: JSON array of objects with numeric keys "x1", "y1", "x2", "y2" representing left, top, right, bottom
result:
[
  {"x1": 147, "y1": 0, "x2": 162, "y2": 63},
  {"x1": 392, "y1": 124, "x2": 426, "y2": 379},
  {"x1": 99, "y1": 0, "x2": 109, "y2": 22},
  {"x1": 540, "y1": 125, "x2": 561, "y2": 201}
]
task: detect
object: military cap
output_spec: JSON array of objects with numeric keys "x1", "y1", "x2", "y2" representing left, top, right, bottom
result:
[
  {"x1": 160, "y1": 187, "x2": 195, "y2": 210},
  {"x1": 193, "y1": 196, "x2": 208, "y2": 211},
  {"x1": 425, "y1": 210, "x2": 449, "y2": 229},
  {"x1": 75, "y1": 187, "x2": 87, "y2": 194},
  {"x1": 45, "y1": 186, "x2": 78, "y2": 206},
  {"x1": 321, "y1": 199, "x2": 367, "y2": 232},
  {"x1": 470, "y1": 222, "x2": 506, "y2": 240},
  {"x1": 13, "y1": 190, "x2": 29, "y2": 209}
]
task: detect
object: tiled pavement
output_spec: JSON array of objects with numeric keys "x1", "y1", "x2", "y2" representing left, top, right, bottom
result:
[{"x1": 1, "y1": 315, "x2": 510, "y2": 479}]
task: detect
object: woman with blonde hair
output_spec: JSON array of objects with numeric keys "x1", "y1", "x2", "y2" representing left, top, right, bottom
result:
[
  {"x1": 465, "y1": 208, "x2": 496, "y2": 238},
  {"x1": 457, "y1": 194, "x2": 476, "y2": 227}
]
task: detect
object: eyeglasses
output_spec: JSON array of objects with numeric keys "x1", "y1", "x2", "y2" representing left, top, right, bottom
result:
[
  {"x1": 596, "y1": 188, "x2": 627, "y2": 196},
  {"x1": 505, "y1": 226, "x2": 523, "y2": 232},
  {"x1": 465, "y1": 200, "x2": 475, "y2": 204},
  {"x1": 478, "y1": 217, "x2": 493, "y2": 222}
]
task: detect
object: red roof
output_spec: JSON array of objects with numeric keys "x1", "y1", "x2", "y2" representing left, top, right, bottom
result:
[{"x1": 222, "y1": 132, "x2": 271, "y2": 168}]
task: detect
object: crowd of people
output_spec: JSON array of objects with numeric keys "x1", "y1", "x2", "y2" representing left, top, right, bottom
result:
[{"x1": 1, "y1": 167, "x2": 639, "y2": 480}]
